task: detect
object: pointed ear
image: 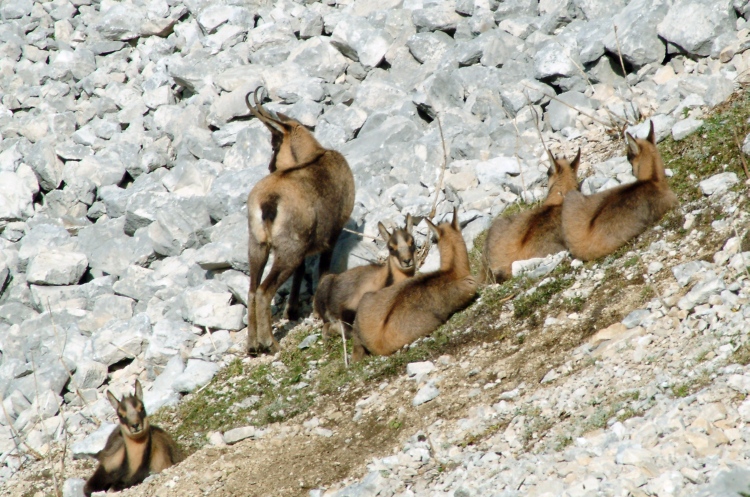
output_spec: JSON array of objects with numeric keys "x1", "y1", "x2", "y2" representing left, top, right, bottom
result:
[
  {"x1": 134, "y1": 380, "x2": 143, "y2": 402},
  {"x1": 107, "y1": 391, "x2": 119, "y2": 412},
  {"x1": 405, "y1": 214, "x2": 413, "y2": 234},
  {"x1": 451, "y1": 208, "x2": 459, "y2": 230},
  {"x1": 377, "y1": 222, "x2": 390, "y2": 242},
  {"x1": 647, "y1": 120, "x2": 656, "y2": 144},
  {"x1": 425, "y1": 219, "x2": 440, "y2": 241},
  {"x1": 546, "y1": 149, "x2": 556, "y2": 169},
  {"x1": 571, "y1": 148, "x2": 581, "y2": 174},
  {"x1": 626, "y1": 132, "x2": 640, "y2": 156}
]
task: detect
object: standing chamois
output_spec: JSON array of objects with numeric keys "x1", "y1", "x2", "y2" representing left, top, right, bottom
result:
[
  {"x1": 84, "y1": 380, "x2": 181, "y2": 496},
  {"x1": 351, "y1": 209, "x2": 477, "y2": 362},
  {"x1": 245, "y1": 87, "x2": 355, "y2": 354},
  {"x1": 482, "y1": 149, "x2": 581, "y2": 283},
  {"x1": 314, "y1": 215, "x2": 416, "y2": 340},
  {"x1": 561, "y1": 121, "x2": 678, "y2": 261}
]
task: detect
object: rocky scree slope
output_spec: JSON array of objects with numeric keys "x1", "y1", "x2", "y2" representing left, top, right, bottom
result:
[{"x1": 0, "y1": 0, "x2": 749, "y2": 495}]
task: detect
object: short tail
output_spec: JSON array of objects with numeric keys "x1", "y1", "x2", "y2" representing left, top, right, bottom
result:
[{"x1": 251, "y1": 193, "x2": 280, "y2": 244}]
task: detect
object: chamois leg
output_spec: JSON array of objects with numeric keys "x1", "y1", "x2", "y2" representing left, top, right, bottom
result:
[
  {"x1": 283, "y1": 261, "x2": 305, "y2": 321},
  {"x1": 247, "y1": 242, "x2": 270, "y2": 355},
  {"x1": 84, "y1": 465, "x2": 112, "y2": 497},
  {"x1": 318, "y1": 247, "x2": 334, "y2": 280},
  {"x1": 351, "y1": 331, "x2": 367, "y2": 364},
  {"x1": 253, "y1": 257, "x2": 303, "y2": 354}
]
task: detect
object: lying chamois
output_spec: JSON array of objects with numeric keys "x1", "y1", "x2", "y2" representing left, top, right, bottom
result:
[
  {"x1": 314, "y1": 215, "x2": 416, "y2": 340},
  {"x1": 482, "y1": 149, "x2": 581, "y2": 283},
  {"x1": 351, "y1": 209, "x2": 477, "y2": 362},
  {"x1": 561, "y1": 121, "x2": 678, "y2": 261},
  {"x1": 246, "y1": 87, "x2": 355, "y2": 354},
  {"x1": 84, "y1": 380, "x2": 181, "y2": 496}
]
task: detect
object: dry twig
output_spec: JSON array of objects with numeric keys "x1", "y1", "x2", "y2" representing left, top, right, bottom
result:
[{"x1": 732, "y1": 128, "x2": 750, "y2": 179}]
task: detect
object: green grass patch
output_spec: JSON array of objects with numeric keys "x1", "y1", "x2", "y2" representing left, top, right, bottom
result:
[
  {"x1": 512, "y1": 263, "x2": 575, "y2": 323},
  {"x1": 660, "y1": 90, "x2": 750, "y2": 201},
  {"x1": 732, "y1": 342, "x2": 750, "y2": 366}
]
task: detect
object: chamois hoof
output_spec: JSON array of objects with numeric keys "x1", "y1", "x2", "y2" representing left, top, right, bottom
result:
[
  {"x1": 246, "y1": 341, "x2": 281, "y2": 356},
  {"x1": 283, "y1": 306, "x2": 301, "y2": 322}
]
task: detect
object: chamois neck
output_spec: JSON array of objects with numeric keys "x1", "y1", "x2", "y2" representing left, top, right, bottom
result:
[
  {"x1": 439, "y1": 234, "x2": 471, "y2": 278},
  {"x1": 543, "y1": 189, "x2": 565, "y2": 206}
]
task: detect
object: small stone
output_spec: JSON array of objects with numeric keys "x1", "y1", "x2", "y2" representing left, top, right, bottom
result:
[
  {"x1": 207, "y1": 431, "x2": 226, "y2": 447},
  {"x1": 413, "y1": 382, "x2": 440, "y2": 406},
  {"x1": 698, "y1": 172, "x2": 739, "y2": 196},
  {"x1": 62, "y1": 478, "x2": 86, "y2": 497},
  {"x1": 223, "y1": 426, "x2": 257, "y2": 444},
  {"x1": 298, "y1": 334, "x2": 320, "y2": 350},
  {"x1": 622, "y1": 309, "x2": 650, "y2": 329},
  {"x1": 671, "y1": 118, "x2": 704, "y2": 141},
  {"x1": 71, "y1": 423, "x2": 117, "y2": 459},
  {"x1": 407, "y1": 361, "x2": 436, "y2": 378},
  {"x1": 173, "y1": 359, "x2": 219, "y2": 393}
]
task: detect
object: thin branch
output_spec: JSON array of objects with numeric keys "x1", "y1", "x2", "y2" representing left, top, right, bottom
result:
[
  {"x1": 341, "y1": 227, "x2": 380, "y2": 241},
  {"x1": 340, "y1": 322, "x2": 349, "y2": 368},
  {"x1": 520, "y1": 82, "x2": 612, "y2": 128},
  {"x1": 524, "y1": 90, "x2": 548, "y2": 153},
  {"x1": 29, "y1": 351, "x2": 61, "y2": 497},
  {"x1": 731, "y1": 216, "x2": 750, "y2": 280},
  {"x1": 613, "y1": 25, "x2": 630, "y2": 88},
  {"x1": 429, "y1": 116, "x2": 449, "y2": 219},
  {"x1": 732, "y1": 128, "x2": 750, "y2": 179},
  {"x1": 565, "y1": 53, "x2": 595, "y2": 94}
]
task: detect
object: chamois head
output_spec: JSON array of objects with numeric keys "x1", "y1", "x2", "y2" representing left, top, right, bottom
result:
[
  {"x1": 107, "y1": 380, "x2": 149, "y2": 439},
  {"x1": 544, "y1": 148, "x2": 580, "y2": 206},
  {"x1": 377, "y1": 214, "x2": 416, "y2": 274},
  {"x1": 625, "y1": 121, "x2": 665, "y2": 182},
  {"x1": 425, "y1": 208, "x2": 469, "y2": 275},
  {"x1": 245, "y1": 86, "x2": 325, "y2": 172}
]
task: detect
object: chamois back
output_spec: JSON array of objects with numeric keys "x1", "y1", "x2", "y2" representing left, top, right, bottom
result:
[
  {"x1": 246, "y1": 87, "x2": 355, "y2": 354},
  {"x1": 561, "y1": 121, "x2": 678, "y2": 261},
  {"x1": 351, "y1": 209, "x2": 477, "y2": 361},
  {"x1": 482, "y1": 150, "x2": 580, "y2": 283},
  {"x1": 314, "y1": 215, "x2": 416, "y2": 339}
]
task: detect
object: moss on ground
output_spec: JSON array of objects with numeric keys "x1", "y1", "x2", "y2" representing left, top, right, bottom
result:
[{"x1": 660, "y1": 90, "x2": 750, "y2": 201}]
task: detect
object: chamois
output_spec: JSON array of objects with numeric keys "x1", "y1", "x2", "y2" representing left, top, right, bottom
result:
[
  {"x1": 351, "y1": 209, "x2": 477, "y2": 362},
  {"x1": 561, "y1": 121, "x2": 678, "y2": 261},
  {"x1": 482, "y1": 149, "x2": 581, "y2": 283},
  {"x1": 84, "y1": 381, "x2": 181, "y2": 496},
  {"x1": 245, "y1": 87, "x2": 355, "y2": 354},
  {"x1": 314, "y1": 215, "x2": 416, "y2": 340}
]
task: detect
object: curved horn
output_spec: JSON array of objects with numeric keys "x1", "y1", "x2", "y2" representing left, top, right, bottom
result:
[{"x1": 246, "y1": 86, "x2": 284, "y2": 133}]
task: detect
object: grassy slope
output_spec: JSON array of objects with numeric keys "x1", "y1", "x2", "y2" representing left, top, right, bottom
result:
[{"x1": 153, "y1": 90, "x2": 750, "y2": 453}]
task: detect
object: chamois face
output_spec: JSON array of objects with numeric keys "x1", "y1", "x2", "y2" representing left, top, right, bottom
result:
[
  {"x1": 246, "y1": 87, "x2": 323, "y2": 171},
  {"x1": 378, "y1": 215, "x2": 416, "y2": 273},
  {"x1": 425, "y1": 208, "x2": 462, "y2": 247},
  {"x1": 626, "y1": 121, "x2": 661, "y2": 181},
  {"x1": 545, "y1": 149, "x2": 580, "y2": 205},
  {"x1": 107, "y1": 380, "x2": 149, "y2": 439}
]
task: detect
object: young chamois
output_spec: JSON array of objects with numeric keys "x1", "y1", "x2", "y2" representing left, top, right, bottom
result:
[
  {"x1": 84, "y1": 381, "x2": 181, "y2": 496},
  {"x1": 314, "y1": 215, "x2": 416, "y2": 340},
  {"x1": 245, "y1": 87, "x2": 355, "y2": 354},
  {"x1": 482, "y1": 149, "x2": 581, "y2": 283},
  {"x1": 561, "y1": 121, "x2": 678, "y2": 261},
  {"x1": 351, "y1": 209, "x2": 477, "y2": 362}
]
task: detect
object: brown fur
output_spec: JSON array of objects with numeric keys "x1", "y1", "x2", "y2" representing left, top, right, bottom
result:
[
  {"x1": 351, "y1": 209, "x2": 477, "y2": 362},
  {"x1": 246, "y1": 87, "x2": 355, "y2": 354},
  {"x1": 313, "y1": 215, "x2": 416, "y2": 340},
  {"x1": 84, "y1": 381, "x2": 182, "y2": 497},
  {"x1": 482, "y1": 150, "x2": 581, "y2": 283},
  {"x1": 561, "y1": 121, "x2": 678, "y2": 261}
]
